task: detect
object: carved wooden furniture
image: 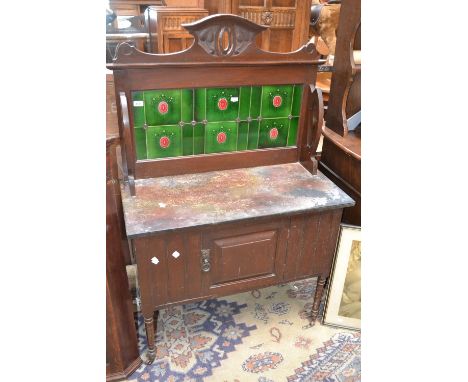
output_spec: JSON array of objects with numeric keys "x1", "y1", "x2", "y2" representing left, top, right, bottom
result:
[
  {"x1": 145, "y1": 6, "x2": 209, "y2": 53},
  {"x1": 231, "y1": 0, "x2": 312, "y2": 52},
  {"x1": 319, "y1": 0, "x2": 361, "y2": 225},
  {"x1": 106, "y1": 135, "x2": 141, "y2": 381},
  {"x1": 107, "y1": 14, "x2": 354, "y2": 364}
]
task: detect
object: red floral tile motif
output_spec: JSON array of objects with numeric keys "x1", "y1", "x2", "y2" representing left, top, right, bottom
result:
[
  {"x1": 217, "y1": 132, "x2": 227, "y2": 144},
  {"x1": 158, "y1": 100, "x2": 169, "y2": 114},
  {"x1": 269, "y1": 127, "x2": 279, "y2": 140},
  {"x1": 218, "y1": 97, "x2": 228, "y2": 111},
  {"x1": 160, "y1": 136, "x2": 171, "y2": 149},
  {"x1": 272, "y1": 95, "x2": 282, "y2": 108}
]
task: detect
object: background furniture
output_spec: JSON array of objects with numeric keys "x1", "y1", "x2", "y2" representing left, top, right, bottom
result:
[
  {"x1": 145, "y1": 6, "x2": 209, "y2": 53},
  {"x1": 109, "y1": 0, "x2": 205, "y2": 24},
  {"x1": 106, "y1": 135, "x2": 141, "y2": 381},
  {"x1": 230, "y1": 0, "x2": 312, "y2": 52},
  {"x1": 318, "y1": 0, "x2": 361, "y2": 225},
  {"x1": 106, "y1": 72, "x2": 133, "y2": 265},
  {"x1": 108, "y1": 1, "x2": 313, "y2": 55},
  {"x1": 108, "y1": 14, "x2": 353, "y2": 364},
  {"x1": 107, "y1": 72, "x2": 140, "y2": 381},
  {"x1": 109, "y1": 0, "x2": 167, "y2": 19},
  {"x1": 106, "y1": 14, "x2": 149, "y2": 63},
  {"x1": 309, "y1": 0, "x2": 342, "y2": 110}
]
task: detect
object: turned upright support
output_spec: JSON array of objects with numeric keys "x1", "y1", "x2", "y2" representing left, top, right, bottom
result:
[
  {"x1": 142, "y1": 313, "x2": 157, "y2": 364},
  {"x1": 310, "y1": 275, "x2": 327, "y2": 324}
]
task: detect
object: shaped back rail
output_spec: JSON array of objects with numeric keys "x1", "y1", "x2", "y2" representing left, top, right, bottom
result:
[
  {"x1": 325, "y1": 0, "x2": 361, "y2": 136},
  {"x1": 107, "y1": 14, "x2": 324, "y2": 195}
]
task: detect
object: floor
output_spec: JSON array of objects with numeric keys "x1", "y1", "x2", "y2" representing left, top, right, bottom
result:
[{"x1": 127, "y1": 277, "x2": 361, "y2": 382}]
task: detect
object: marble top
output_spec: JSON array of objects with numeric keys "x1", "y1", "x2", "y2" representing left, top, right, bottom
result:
[{"x1": 121, "y1": 162, "x2": 354, "y2": 238}]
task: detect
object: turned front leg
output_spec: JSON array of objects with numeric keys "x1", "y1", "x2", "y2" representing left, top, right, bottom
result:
[
  {"x1": 310, "y1": 276, "x2": 327, "y2": 325},
  {"x1": 142, "y1": 312, "x2": 157, "y2": 364}
]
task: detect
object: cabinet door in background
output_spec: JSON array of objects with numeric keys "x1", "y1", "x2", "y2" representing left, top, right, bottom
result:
[{"x1": 231, "y1": 0, "x2": 311, "y2": 52}]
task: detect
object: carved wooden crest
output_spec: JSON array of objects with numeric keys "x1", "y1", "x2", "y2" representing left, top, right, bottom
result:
[
  {"x1": 183, "y1": 14, "x2": 266, "y2": 57},
  {"x1": 108, "y1": 14, "x2": 321, "y2": 68}
]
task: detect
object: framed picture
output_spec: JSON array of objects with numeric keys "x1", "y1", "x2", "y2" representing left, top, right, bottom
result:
[{"x1": 322, "y1": 224, "x2": 361, "y2": 330}]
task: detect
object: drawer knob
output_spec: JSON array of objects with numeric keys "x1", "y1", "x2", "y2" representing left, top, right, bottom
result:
[
  {"x1": 201, "y1": 249, "x2": 210, "y2": 272},
  {"x1": 151, "y1": 256, "x2": 159, "y2": 265},
  {"x1": 172, "y1": 251, "x2": 180, "y2": 259}
]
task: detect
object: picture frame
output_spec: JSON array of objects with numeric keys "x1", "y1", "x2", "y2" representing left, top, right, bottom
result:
[{"x1": 322, "y1": 224, "x2": 361, "y2": 330}]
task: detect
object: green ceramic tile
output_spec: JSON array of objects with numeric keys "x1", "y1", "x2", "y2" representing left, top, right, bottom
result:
[
  {"x1": 134, "y1": 127, "x2": 147, "y2": 160},
  {"x1": 193, "y1": 122, "x2": 205, "y2": 155},
  {"x1": 287, "y1": 117, "x2": 299, "y2": 146},
  {"x1": 261, "y1": 85, "x2": 294, "y2": 118},
  {"x1": 132, "y1": 84, "x2": 301, "y2": 160},
  {"x1": 258, "y1": 118, "x2": 289, "y2": 148},
  {"x1": 206, "y1": 87, "x2": 240, "y2": 122},
  {"x1": 132, "y1": 91, "x2": 145, "y2": 127},
  {"x1": 205, "y1": 121, "x2": 237, "y2": 154},
  {"x1": 194, "y1": 88, "x2": 206, "y2": 122},
  {"x1": 250, "y1": 86, "x2": 262, "y2": 118},
  {"x1": 291, "y1": 84, "x2": 303, "y2": 117},
  {"x1": 181, "y1": 89, "x2": 194, "y2": 123},
  {"x1": 146, "y1": 125, "x2": 182, "y2": 159},
  {"x1": 239, "y1": 86, "x2": 251, "y2": 120},
  {"x1": 144, "y1": 89, "x2": 181, "y2": 126},
  {"x1": 182, "y1": 124, "x2": 194, "y2": 156},
  {"x1": 237, "y1": 121, "x2": 249, "y2": 151},
  {"x1": 247, "y1": 120, "x2": 260, "y2": 150}
]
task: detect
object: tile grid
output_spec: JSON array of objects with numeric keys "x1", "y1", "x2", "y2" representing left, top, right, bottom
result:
[
  {"x1": 256, "y1": 86, "x2": 263, "y2": 148},
  {"x1": 287, "y1": 84, "x2": 295, "y2": 145},
  {"x1": 132, "y1": 85, "x2": 303, "y2": 160},
  {"x1": 246, "y1": 85, "x2": 253, "y2": 149}
]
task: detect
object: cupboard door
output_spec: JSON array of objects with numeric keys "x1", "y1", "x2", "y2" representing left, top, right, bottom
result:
[{"x1": 201, "y1": 219, "x2": 289, "y2": 296}]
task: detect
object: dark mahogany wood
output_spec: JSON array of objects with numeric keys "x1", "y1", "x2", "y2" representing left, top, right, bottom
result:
[
  {"x1": 145, "y1": 6, "x2": 209, "y2": 53},
  {"x1": 107, "y1": 75, "x2": 132, "y2": 265},
  {"x1": 319, "y1": 0, "x2": 361, "y2": 225},
  {"x1": 311, "y1": 275, "x2": 327, "y2": 323},
  {"x1": 320, "y1": 126, "x2": 361, "y2": 225},
  {"x1": 231, "y1": 0, "x2": 312, "y2": 53},
  {"x1": 324, "y1": 0, "x2": 361, "y2": 136},
  {"x1": 108, "y1": 14, "x2": 353, "y2": 364},
  {"x1": 134, "y1": 209, "x2": 345, "y2": 358},
  {"x1": 108, "y1": 14, "x2": 324, "y2": 193},
  {"x1": 106, "y1": 73, "x2": 119, "y2": 138},
  {"x1": 106, "y1": 137, "x2": 141, "y2": 381}
]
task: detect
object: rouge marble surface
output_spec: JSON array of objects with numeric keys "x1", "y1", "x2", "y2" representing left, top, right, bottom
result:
[{"x1": 121, "y1": 162, "x2": 354, "y2": 238}]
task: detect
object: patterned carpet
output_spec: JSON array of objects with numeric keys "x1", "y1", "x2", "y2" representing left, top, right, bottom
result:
[{"x1": 127, "y1": 277, "x2": 360, "y2": 382}]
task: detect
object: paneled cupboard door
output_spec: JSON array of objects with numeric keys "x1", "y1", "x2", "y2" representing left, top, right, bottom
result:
[{"x1": 200, "y1": 219, "x2": 289, "y2": 296}]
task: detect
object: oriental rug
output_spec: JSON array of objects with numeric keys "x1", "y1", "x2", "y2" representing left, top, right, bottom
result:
[{"x1": 127, "y1": 277, "x2": 360, "y2": 382}]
